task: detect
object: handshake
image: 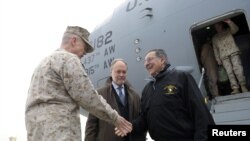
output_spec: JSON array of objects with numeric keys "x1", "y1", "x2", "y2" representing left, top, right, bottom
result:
[{"x1": 114, "y1": 115, "x2": 133, "y2": 137}]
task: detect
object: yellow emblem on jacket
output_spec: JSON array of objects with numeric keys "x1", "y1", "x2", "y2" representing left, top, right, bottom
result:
[{"x1": 164, "y1": 85, "x2": 177, "y2": 94}]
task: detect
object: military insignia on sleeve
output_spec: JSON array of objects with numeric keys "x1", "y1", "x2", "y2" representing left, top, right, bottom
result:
[{"x1": 164, "y1": 85, "x2": 177, "y2": 94}]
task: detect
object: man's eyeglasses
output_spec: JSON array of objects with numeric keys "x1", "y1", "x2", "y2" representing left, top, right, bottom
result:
[{"x1": 144, "y1": 57, "x2": 159, "y2": 63}]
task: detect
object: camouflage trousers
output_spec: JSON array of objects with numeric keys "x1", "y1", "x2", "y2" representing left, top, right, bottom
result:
[{"x1": 222, "y1": 53, "x2": 246, "y2": 89}]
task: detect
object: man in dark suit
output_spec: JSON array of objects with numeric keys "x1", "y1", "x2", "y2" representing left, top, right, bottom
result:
[{"x1": 85, "y1": 59, "x2": 146, "y2": 141}]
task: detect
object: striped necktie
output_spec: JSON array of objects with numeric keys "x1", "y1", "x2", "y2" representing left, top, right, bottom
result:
[{"x1": 117, "y1": 86, "x2": 125, "y2": 105}]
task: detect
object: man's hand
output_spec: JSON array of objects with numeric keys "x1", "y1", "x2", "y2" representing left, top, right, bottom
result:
[
  {"x1": 217, "y1": 60, "x2": 222, "y2": 65},
  {"x1": 115, "y1": 127, "x2": 126, "y2": 137},
  {"x1": 216, "y1": 58, "x2": 222, "y2": 65},
  {"x1": 114, "y1": 115, "x2": 132, "y2": 137},
  {"x1": 224, "y1": 19, "x2": 232, "y2": 24}
]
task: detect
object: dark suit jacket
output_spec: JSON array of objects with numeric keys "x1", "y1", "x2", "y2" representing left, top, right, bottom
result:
[{"x1": 85, "y1": 77, "x2": 146, "y2": 141}]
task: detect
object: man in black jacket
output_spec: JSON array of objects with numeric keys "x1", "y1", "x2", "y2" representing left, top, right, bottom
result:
[{"x1": 117, "y1": 49, "x2": 215, "y2": 141}]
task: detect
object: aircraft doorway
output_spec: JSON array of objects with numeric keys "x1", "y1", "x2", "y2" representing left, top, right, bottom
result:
[{"x1": 191, "y1": 12, "x2": 250, "y2": 100}]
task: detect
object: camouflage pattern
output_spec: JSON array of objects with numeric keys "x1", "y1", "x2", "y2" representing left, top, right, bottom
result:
[
  {"x1": 25, "y1": 49, "x2": 118, "y2": 141},
  {"x1": 200, "y1": 43, "x2": 219, "y2": 97},
  {"x1": 212, "y1": 21, "x2": 240, "y2": 62},
  {"x1": 64, "y1": 26, "x2": 94, "y2": 53},
  {"x1": 212, "y1": 21, "x2": 246, "y2": 89},
  {"x1": 222, "y1": 54, "x2": 246, "y2": 88}
]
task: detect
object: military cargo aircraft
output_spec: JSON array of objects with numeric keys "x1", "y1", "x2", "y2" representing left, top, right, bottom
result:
[{"x1": 82, "y1": 0, "x2": 250, "y2": 124}]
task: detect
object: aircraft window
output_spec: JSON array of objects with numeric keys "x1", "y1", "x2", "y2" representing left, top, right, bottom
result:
[
  {"x1": 135, "y1": 47, "x2": 141, "y2": 53},
  {"x1": 134, "y1": 38, "x2": 140, "y2": 44},
  {"x1": 136, "y1": 56, "x2": 142, "y2": 62},
  {"x1": 191, "y1": 12, "x2": 250, "y2": 99}
]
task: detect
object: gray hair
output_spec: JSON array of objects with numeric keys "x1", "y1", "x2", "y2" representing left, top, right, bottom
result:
[
  {"x1": 61, "y1": 32, "x2": 79, "y2": 45},
  {"x1": 110, "y1": 58, "x2": 128, "y2": 71},
  {"x1": 146, "y1": 49, "x2": 168, "y2": 64}
]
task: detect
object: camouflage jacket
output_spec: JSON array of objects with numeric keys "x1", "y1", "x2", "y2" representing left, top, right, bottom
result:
[
  {"x1": 212, "y1": 21, "x2": 240, "y2": 62},
  {"x1": 25, "y1": 49, "x2": 118, "y2": 141}
]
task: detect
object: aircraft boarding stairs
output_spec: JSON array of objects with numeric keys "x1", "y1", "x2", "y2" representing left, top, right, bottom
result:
[{"x1": 210, "y1": 92, "x2": 250, "y2": 124}]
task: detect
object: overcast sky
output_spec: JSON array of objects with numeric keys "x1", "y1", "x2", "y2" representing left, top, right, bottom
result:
[{"x1": 0, "y1": 0, "x2": 125, "y2": 140}]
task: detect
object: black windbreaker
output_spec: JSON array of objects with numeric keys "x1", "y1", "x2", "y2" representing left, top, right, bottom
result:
[{"x1": 133, "y1": 65, "x2": 215, "y2": 141}]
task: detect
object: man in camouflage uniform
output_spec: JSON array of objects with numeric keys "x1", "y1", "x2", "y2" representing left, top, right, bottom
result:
[
  {"x1": 25, "y1": 26, "x2": 132, "y2": 141},
  {"x1": 212, "y1": 19, "x2": 248, "y2": 94},
  {"x1": 200, "y1": 42, "x2": 219, "y2": 97}
]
